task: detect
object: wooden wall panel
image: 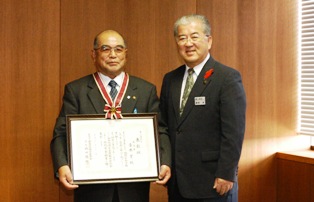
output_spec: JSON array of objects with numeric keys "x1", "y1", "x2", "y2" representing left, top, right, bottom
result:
[
  {"x1": 0, "y1": 0, "x2": 307, "y2": 202},
  {"x1": 60, "y1": 0, "x2": 196, "y2": 94},
  {"x1": 0, "y1": 0, "x2": 60, "y2": 201},
  {"x1": 122, "y1": 0, "x2": 196, "y2": 93},
  {"x1": 197, "y1": 0, "x2": 238, "y2": 67}
]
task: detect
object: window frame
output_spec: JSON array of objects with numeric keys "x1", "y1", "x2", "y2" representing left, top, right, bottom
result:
[{"x1": 298, "y1": 0, "x2": 314, "y2": 137}]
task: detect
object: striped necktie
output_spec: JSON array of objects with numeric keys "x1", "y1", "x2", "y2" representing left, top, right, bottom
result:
[
  {"x1": 109, "y1": 80, "x2": 118, "y2": 100},
  {"x1": 180, "y1": 68, "x2": 194, "y2": 116}
]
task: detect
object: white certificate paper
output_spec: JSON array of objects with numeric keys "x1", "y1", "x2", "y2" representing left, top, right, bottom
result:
[{"x1": 67, "y1": 114, "x2": 160, "y2": 184}]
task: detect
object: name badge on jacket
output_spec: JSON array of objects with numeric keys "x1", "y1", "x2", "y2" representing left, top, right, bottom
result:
[{"x1": 194, "y1": 96, "x2": 206, "y2": 105}]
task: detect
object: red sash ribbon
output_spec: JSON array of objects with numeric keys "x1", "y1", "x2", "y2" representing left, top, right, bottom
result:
[{"x1": 93, "y1": 72, "x2": 129, "y2": 119}]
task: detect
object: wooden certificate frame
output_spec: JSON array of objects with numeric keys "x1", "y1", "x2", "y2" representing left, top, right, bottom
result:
[{"x1": 66, "y1": 113, "x2": 160, "y2": 185}]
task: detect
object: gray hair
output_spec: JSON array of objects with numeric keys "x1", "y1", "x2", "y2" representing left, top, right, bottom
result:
[{"x1": 174, "y1": 14, "x2": 211, "y2": 37}]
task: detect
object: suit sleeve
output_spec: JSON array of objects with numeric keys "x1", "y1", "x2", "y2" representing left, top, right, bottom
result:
[
  {"x1": 216, "y1": 70, "x2": 246, "y2": 181},
  {"x1": 50, "y1": 84, "x2": 79, "y2": 177},
  {"x1": 158, "y1": 74, "x2": 172, "y2": 167},
  {"x1": 143, "y1": 81, "x2": 171, "y2": 167}
]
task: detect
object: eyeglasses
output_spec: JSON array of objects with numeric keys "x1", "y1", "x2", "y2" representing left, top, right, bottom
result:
[
  {"x1": 94, "y1": 45, "x2": 126, "y2": 55},
  {"x1": 176, "y1": 34, "x2": 209, "y2": 45}
]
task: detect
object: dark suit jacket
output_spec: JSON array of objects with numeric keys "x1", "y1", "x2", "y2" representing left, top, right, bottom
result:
[
  {"x1": 50, "y1": 73, "x2": 171, "y2": 201},
  {"x1": 159, "y1": 57, "x2": 246, "y2": 199}
]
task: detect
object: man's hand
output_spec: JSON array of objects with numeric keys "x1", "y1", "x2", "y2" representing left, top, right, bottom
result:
[
  {"x1": 58, "y1": 165, "x2": 79, "y2": 190},
  {"x1": 155, "y1": 165, "x2": 171, "y2": 185},
  {"x1": 213, "y1": 178, "x2": 233, "y2": 195}
]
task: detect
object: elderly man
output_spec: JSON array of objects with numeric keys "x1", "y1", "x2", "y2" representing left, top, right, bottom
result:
[
  {"x1": 159, "y1": 14, "x2": 246, "y2": 202},
  {"x1": 51, "y1": 30, "x2": 171, "y2": 202}
]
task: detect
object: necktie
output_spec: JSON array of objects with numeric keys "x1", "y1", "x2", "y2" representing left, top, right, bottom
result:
[
  {"x1": 109, "y1": 80, "x2": 118, "y2": 100},
  {"x1": 180, "y1": 68, "x2": 194, "y2": 116}
]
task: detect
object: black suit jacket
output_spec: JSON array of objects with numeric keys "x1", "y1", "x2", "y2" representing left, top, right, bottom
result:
[
  {"x1": 50, "y1": 73, "x2": 171, "y2": 201},
  {"x1": 159, "y1": 57, "x2": 246, "y2": 198}
]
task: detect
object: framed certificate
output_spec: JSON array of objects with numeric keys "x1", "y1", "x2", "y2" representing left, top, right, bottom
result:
[{"x1": 66, "y1": 113, "x2": 160, "y2": 184}]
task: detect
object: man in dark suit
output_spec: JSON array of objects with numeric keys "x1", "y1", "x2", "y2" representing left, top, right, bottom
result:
[
  {"x1": 50, "y1": 30, "x2": 171, "y2": 202},
  {"x1": 159, "y1": 14, "x2": 246, "y2": 202}
]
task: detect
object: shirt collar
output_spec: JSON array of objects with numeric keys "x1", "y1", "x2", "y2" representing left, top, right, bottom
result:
[
  {"x1": 185, "y1": 53, "x2": 210, "y2": 76},
  {"x1": 98, "y1": 71, "x2": 124, "y2": 87}
]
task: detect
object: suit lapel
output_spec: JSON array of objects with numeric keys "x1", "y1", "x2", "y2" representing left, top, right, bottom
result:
[
  {"x1": 171, "y1": 66, "x2": 186, "y2": 123},
  {"x1": 179, "y1": 58, "x2": 216, "y2": 123},
  {"x1": 88, "y1": 75, "x2": 137, "y2": 114},
  {"x1": 121, "y1": 77, "x2": 137, "y2": 113},
  {"x1": 87, "y1": 76, "x2": 107, "y2": 114}
]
